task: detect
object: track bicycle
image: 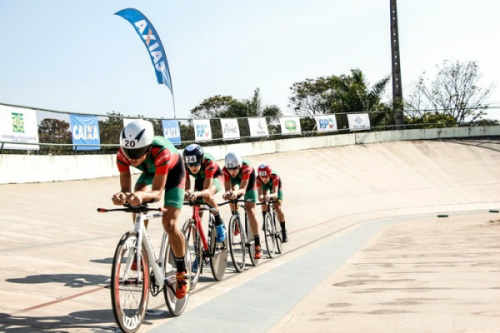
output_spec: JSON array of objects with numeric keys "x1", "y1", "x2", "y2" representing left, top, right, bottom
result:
[
  {"x1": 259, "y1": 199, "x2": 284, "y2": 258},
  {"x1": 220, "y1": 198, "x2": 260, "y2": 272},
  {"x1": 97, "y1": 203, "x2": 191, "y2": 333},
  {"x1": 182, "y1": 200, "x2": 228, "y2": 289}
]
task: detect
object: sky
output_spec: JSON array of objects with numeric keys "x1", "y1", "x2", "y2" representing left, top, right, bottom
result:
[{"x1": 1, "y1": 0, "x2": 499, "y2": 121}]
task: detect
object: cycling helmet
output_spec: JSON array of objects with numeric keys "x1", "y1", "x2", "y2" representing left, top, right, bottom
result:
[
  {"x1": 224, "y1": 151, "x2": 242, "y2": 169},
  {"x1": 119, "y1": 119, "x2": 154, "y2": 159},
  {"x1": 258, "y1": 164, "x2": 272, "y2": 177},
  {"x1": 183, "y1": 144, "x2": 204, "y2": 166}
]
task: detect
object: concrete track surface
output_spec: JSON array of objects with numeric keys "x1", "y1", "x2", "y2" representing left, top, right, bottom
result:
[{"x1": 0, "y1": 139, "x2": 499, "y2": 333}]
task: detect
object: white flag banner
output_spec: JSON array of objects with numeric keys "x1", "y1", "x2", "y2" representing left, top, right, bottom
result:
[
  {"x1": 347, "y1": 113, "x2": 370, "y2": 131},
  {"x1": 314, "y1": 115, "x2": 338, "y2": 132},
  {"x1": 279, "y1": 117, "x2": 301, "y2": 135},
  {"x1": 248, "y1": 117, "x2": 269, "y2": 137},
  {"x1": 220, "y1": 118, "x2": 240, "y2": 140},
  {"x1": 193, "y1": 119, "x2": 212, "y2": 142},
  {"x1": 0, "y1": 105, "x2": 40, "y2": 150}
]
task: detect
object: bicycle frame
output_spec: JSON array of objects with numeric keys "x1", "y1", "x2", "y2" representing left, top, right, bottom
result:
[
  {"x1": 131, "y1": 210, "x2": 167, "y2": 287},
  {"x1": 190, "y1": 204, "x2": 210, "y2": 253}
]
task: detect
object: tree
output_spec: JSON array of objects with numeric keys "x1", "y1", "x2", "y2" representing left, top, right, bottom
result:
[
  {"x1": 288, "y1": 69, "x2": 391, "y2": 128},
  {"x1": 38, "y1": 118, "x2": 72, "y2": 154},
  {"x1": 405, "y1": 60, "x2": 494, "y2": 125},
  {"x1": 98, "y1": 111, "x2": 124, "y2": 150},
  {"x1": 190, "y1": 95, "x2": 238, "y2": 118},
  {"x1": 190, "y1": 88, "x2": 283, "y2": 141}
]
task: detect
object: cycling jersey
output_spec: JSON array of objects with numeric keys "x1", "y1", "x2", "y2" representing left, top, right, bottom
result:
[
  {"x1": 256, "y1": 171, "x2": 282, "y2": 192},
  {"x1": 186, "y1": 152, "x2": 223, "y2": 192},
  {"x1": 116, "y1": 136, "x2": 185, "y2": 209}
]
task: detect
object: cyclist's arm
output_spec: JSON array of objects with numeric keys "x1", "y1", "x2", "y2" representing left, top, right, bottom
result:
[
  {"x1": 130, "y1": 173, "x2": 167, "y2": 205},
  {"x1": 197, "y1": 177, "x2": 214, "y2": 197},
  {"x1": 269, "y1": 185, "x2": 279, "y2": 200},
  {"x1": 235, "y1": 178, "x2": 249, "y2": 198},
  {"x1": 185, "y1": 173, "x2": 192, "y2": 191},
  {"x1": 112, "y1": 171, "x2": 133, "y2": 205},
  {"x1": 119, "y1": 171, "x2": 132, "y2": 193},
  {"x1": 257, "y1": 186, "x2": 266, "y2": 202}
]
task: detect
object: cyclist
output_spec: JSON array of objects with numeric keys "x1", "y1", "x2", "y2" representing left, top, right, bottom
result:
[
  {"x1": 222, "y1": 151, "x2": 262, "y2": 259},
  {"x1": 182, "y1": 143, "x2": 226, "y2": 243},
  {"x1": 256, "y1": 164, "x2": 289, "y2": 242},
  {"x1": 111, "y1": 119, "x2": 189, "y2": 299}
]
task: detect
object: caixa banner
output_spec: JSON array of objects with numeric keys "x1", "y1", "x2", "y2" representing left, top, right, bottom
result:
[{"x1": 70, "y1": 115, "x2": 101, "y2": 151}]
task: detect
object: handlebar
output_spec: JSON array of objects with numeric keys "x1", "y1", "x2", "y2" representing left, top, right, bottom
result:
[
  {"x1": 183, "y1": 200, "x2": 217, "y2": 213},
  {"x1": 97, "y1": 202, "x2": 162, "y2": 214}
]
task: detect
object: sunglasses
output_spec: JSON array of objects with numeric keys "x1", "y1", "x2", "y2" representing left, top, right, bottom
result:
[
  {"x1": 227, "y1": 167, "x2": 239, "y2": 171},
  {"x1": 187, "y1": 162, "x2": 201, "y2": 167}
]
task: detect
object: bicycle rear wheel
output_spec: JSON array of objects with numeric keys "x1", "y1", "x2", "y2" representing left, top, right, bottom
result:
[
  {"x1": 273, "y1": 215, "x2": 284, "y2": 254},
  {"x1": 163, "y1": 235, "x2": 190, "y2": 317},
  {"x1": 208, "y1": 216, "x2": 228, "y2": 280},
  {"x1": 111, "y1": 231, "x2": 150, "y2": 333},
  {"x1": 182, "y1": 219, "x2": 202, "y2": 289},
  {"x1": 263, "y1": 213, "x2": 277, "y2": 258},
  {"x1": 228, "y1": 215, "x2": 245, "y2": 272}
]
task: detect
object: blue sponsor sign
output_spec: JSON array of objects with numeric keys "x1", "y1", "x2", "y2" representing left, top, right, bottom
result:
[
  {"x1": 161, "y1": 119, "x2": 181, "y2": 145},
  {"x1": 70, "y1": 115, "x2": 100, "y2": 151}
]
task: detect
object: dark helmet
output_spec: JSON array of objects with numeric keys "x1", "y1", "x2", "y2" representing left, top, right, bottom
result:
[{"x1": 183, "y1": 144, "x2": 204, "y2": 166}]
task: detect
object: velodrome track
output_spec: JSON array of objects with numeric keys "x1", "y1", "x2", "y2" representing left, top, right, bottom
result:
[{"x1": 0, "y1": 139, "x2": 499, "y2": 332}]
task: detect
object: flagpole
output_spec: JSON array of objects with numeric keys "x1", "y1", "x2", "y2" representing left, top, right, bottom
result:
[{"x1": 171, "y1": 94, "x2": 177, "y2": 119}]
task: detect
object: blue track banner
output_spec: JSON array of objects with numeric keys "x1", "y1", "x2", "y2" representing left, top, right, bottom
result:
[
  {"x1": 115, "y1": 8, "x2": 173, "y2": 94},
  {"x1": 70, "y1": 115, "x2": 100, "y2": 151},
  {"x1": 161, "y1": 119, "x2": 181, "y2": 146}
]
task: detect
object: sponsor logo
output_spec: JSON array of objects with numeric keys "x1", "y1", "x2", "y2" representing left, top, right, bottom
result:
[
  {"x1": 285, "y1": 120, "x2": 297, "y2": 131},
  {"x1": 134, "y1": 20, "x2": 166, "y2": 75},
  {"x1": 11, "y1": 113, "x2": 25, "y2": 133},
  {"x1": 72, "y1": 125, "x2": 99, "y2": 140}
]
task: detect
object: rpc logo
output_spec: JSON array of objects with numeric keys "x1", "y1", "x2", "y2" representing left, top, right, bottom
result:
[{"x1": 318, "y1": 118, "x2": 335, "y2": 129}]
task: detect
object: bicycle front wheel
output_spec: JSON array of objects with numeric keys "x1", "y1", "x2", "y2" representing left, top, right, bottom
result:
[
  {"x1": 163, "y1": 234, "x2": 190, "y2": 316},
  {"x1": 208, "y1": 216, "x2": 228, "y2": 281},
  {"x1": 111, "y1": 231, "x2": 150, "y2": 333},
  {"x1": 182, "y1": 219, "x2": 202, "y2": 289},
  {"x1": 263, "y1": 213, "x2": 277, "y2": 258},
  {"x1": 228, "y1": 215, "x2": 245, "y2": 272}
]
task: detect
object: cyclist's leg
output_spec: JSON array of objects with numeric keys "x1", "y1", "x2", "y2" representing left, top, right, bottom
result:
[
  {"x1": 162, "y1": 160, "x2": 190, "y2": 298},
  {"x1": 245, "y1": 189, "x2": 261, "y2": 258},
  {"x1": 274, "y1": 189, "x2": 288, "y2": 242}
]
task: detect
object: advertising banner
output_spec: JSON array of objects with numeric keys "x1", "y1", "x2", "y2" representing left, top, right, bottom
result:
[
  {"x1": 314, "y1": 115, "x2": 338, "y2": 132},
  {"x1": 161, "y1": 120, "x2": 181, "y2": 145},
  {"x1": 248, "y1": 117, "x2": 269, "y2": 137},
  {"x1": 193, "y1": 119, "x2": 212, "y2": 142},
  {"x1": 220, "y1": 118, "x2": 240, "y2": 140},
  {"x1": 115, "y1": 8, "x2": 174, "y2": 95},
  {"x1": 279, "y1": 117, "x2": 301, "y2": 135},
  {"x1": 70, "y1": 114, "x2": 100, "y2": 151},
  {"x1": 347, "y1": 113, "x2": 371, "y2": 131},
  {"x1": 0, "y1": 105, "x2": 39, "y2": 150}
]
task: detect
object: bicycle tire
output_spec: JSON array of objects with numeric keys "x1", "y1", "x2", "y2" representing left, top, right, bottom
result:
[
  {"x1": 163, "y1": 234, "x2": 190, "y2": 316},
  {"x1": 263, "y1": 213, "x2": 277, "y2": 258},
  {"x1": 111, "y1": 231, "x2": 150, "y2": 333},
  {"x1": 228, "y1": 215, "x2": 246, "y2": 272},
  {"x1": 208, "y1": 215, "x2": 228, "y2": 280},
  {"x1": 273, "y1": 213, "x2": 284, "y2": 254},
  {"x1": 182, "y1": 219, "x2": 202, "y2": 289}
]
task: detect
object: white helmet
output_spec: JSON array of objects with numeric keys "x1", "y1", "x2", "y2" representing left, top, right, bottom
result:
[
  {"x1": 120, "y1": 119, "x2": 154, "y2": 159},
  {"x1": 225, "y1": 151, "x2": 242, "y2": 169}
]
